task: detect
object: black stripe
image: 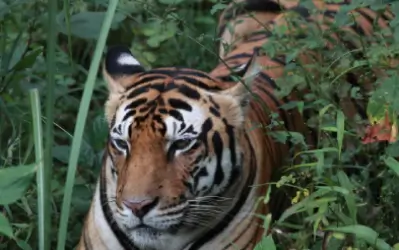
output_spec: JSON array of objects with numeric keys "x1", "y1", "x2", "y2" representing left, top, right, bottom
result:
[
  {"x1": 259, "y1": 72, "x2": 278, "y2": 89},
  {"x1": 168, "y1": 98, "x2": 192, "y2": 112},
  {"x1": 350, "y1": 22, "x2": 366, "y2": 36},
  {"x1": 169, "y1": 110, "x2": 184, "y2": 122},
  {"x1": 100, "y1": 152, "x2": 138, "y2": 249},
  {"x1": 188, "y1": 132, "x2": 257, "y2": 250},
  {"x1": 324, "y1": 10, "x2": 337, "y2": 18},
  {"x1": 243, "y1": 0, "x2": 283, "y2": 13},
  {"x1": 177, "y1": 84, "x2": 201, "y2": 100},
  {"x1": 212, "y1": 131, "x2": 225, "y2": 186},
  {"x1": 224, "y1": 53, "x2": 253, "y2": 62},
  {"x1": 125, "y1": 98, "x2": 147, "y2": 111},
  {"x1": 127, "y1": 85, "x2": 150, "y2": 98},
  {"x1": 379, "y1": 10, "x2": 393, "y2": 23},
  {"x1": 122, "y1": 110, "x2": 136, "y2": 122},
  {"x1": 180, "y1": 69, "x2": 216, "y2": 81},
  {"x1": 355, "y1": 9, "x2": 376, "y2": 26},
  {"x1": 246, "y1": 33, "x2": 271, "y2": 43},
  {"x1": 208, "y1": 95, "x2": 220, "y2": 109},
  {"x1": 175, "y1": 76, "x2": 222, "y2": 91},
  {"x1": 199, "y1": 118, "x2": 213, "y2": 157},
  {"x1": 126, "y1": 76, "x2": 165, "y2": 91}
]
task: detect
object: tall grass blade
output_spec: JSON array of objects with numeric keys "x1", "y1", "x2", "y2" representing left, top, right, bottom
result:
[
  {"x1": 56, "y1": 1, "x2": 121, "y2": 249},
  {"x1": 29, "y1": 89, "x2": 46, "y2": 250},
  {"x1": 43, "y1": 0, "x2": 58, "y2": 248}
]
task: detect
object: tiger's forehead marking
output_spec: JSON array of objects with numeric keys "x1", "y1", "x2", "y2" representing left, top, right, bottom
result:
[
  {"x1": 112, "y1": 93, "x2": 207, "y2": 139},
  {"x1": 164, "y1": 102, "x2": 205, "y2": 140}
]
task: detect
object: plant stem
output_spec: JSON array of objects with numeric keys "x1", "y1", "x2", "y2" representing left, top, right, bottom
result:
[{"x1": 29, "y1": 89, "x2": 46, "y2": 250}]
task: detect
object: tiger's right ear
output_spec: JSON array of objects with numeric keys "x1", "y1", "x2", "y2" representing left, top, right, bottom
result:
[{"x1": 103, "y1": 45, "x2": 145, "y2": 94}]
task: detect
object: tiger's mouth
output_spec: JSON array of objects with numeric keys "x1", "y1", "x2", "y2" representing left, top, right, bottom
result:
[{"x1": 125, "y1": 221, "x2": 181, "y2": 235}]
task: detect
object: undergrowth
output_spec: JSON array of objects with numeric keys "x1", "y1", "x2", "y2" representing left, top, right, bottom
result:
[{"x1": 0, "y1": 0, "x2": 399, "y2": 249}]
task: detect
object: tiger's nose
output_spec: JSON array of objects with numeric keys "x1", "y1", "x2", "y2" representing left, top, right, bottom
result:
[{"x1": 122, "y1": 197, "x2": 159, "y2": 218}]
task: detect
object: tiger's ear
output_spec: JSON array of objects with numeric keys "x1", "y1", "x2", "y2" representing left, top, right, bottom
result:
[
  {"x1": 221, "y1": 53, "x2": 262, "y2": 112},
  {"x1": 103, "y1": 45, "x2": 145, "y2": 94}
]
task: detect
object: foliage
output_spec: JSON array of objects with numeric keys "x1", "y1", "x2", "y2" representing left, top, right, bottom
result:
[
  {"x1": 0, "y1": 0, "x2": 399, "y2": 249},
  {"x1": 257, "y1": 0, "x2": 399, "y2": 248}
]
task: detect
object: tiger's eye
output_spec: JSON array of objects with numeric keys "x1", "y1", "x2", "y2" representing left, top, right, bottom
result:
[
  {"x1": 114, "y1": 139, "x2": 128, "y2": 150},
  {"x1": 172, "y1": 139, "x2": 193, "y2": 150},
  {"x1": 167, "y1": 138, "x2": 196, "y2": 161}
]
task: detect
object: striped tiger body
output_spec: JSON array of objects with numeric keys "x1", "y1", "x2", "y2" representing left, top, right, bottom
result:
[{"x1": 77, "y1": 1, "x2": 395, "y2": 249}]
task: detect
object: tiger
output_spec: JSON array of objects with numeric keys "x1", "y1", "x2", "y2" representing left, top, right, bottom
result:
[{"x1": 77, "y1": 0, "x2": 395, "y2": 249}]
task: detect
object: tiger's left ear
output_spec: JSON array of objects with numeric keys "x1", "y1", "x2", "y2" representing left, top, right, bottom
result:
[
  {"x1": 103, "y1": 46, "x2": 145, "y2": 125},
  {"x1": 221, "y1": 53, "x2": 262, "y2": 112},
  {"x1": 103, "y1": 45, "x2": 145, "y2": 95}
]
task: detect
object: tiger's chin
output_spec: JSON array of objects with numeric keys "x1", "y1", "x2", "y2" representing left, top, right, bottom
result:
[
  {"x1": 129, "y1": 227, "x2": 164, "y2": 250},
  {"x1": 127, "y1": 225, "x2": 189, "y2": 250}
]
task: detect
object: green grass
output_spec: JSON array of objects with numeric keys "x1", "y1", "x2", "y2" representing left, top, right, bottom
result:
[{"x1": 1, "y1": 0, "x2": 399, "y2": 249}]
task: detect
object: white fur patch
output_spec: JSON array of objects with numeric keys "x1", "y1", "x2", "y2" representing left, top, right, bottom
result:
[
  {"x1": 111, "y1": 102, "x2": 135, "y2": 139},
  {"x1": 117, "y1": 53, "x2": 140, "y2": 66},
  {"x1": 164, "y1": 103, "x2": 205, "y2": 140}
]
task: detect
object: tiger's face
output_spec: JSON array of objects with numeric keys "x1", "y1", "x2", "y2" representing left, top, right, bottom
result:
[{"x1": 102, "y1": 46, "x2": 255, "y2": 249}]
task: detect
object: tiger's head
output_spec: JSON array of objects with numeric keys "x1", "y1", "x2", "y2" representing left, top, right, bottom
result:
[{"x1": 102, "y1": 46, "x2": 258, "y2": 249}]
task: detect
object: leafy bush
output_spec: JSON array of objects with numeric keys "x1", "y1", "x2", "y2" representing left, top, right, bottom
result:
[{"x1": 0, "y1": 0, "x2": 398, "y2": 249}]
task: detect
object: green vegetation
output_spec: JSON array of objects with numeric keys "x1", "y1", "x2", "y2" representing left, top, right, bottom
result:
[{"x1": 1, "y1": 0, "x2": 399, "y2": 249}]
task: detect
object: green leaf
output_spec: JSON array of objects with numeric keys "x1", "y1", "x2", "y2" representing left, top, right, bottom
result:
[
  {"x1": 0, "y1": 164, "x2": 36, "y2": 205},
  {"x1": 263, "y1": 185, "x2": 272, "y2": 204},
  {"x1": 11, "y1": 47, "x2": 43, "y2": 72},
  {"x1": 316, "y1": 185, "x2": 349, "y2": 195},
  {"x1": 52, "y1": 145, "x2": 71, "y2": 164},
  {"x1": 326, "y1": 225, "x2": 391, "y2": 250},
  {"x1": 0, "y1": 1, "x2": 9, "y2": 19},
  {"x1": 337, "y1": 171, "x2": 357, "y2": 223},
  {"x1": 57, "y1": 11, "x2": 126, "y2": 39},
  {"x1": 315, "y1": 151, "x2": 324, "y2": 176},
  {"x1": 7, "y1": 35, "x2": 28, "y2": 71},
  {"x1": 383, "y1": 156, "x2": 399, "y2": 176},
  {"x1": 210, "y1": 3, "x2": 227, "y2": 15},
  {"x1": 368, "y1": 75, "x2": 399, "y2": 123},
  {"x1": 0, "y1": 213, "x2": 13, "y2": 238},
  {"x1": 254, "y1": 235, "x2": 276, "y2": 250},
  {"x1": 295, "y1": 147, "x2": 338, "y2": 159},
  {"x1": 16, "y1": 239, "x2": 32, "y2": 250}
]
